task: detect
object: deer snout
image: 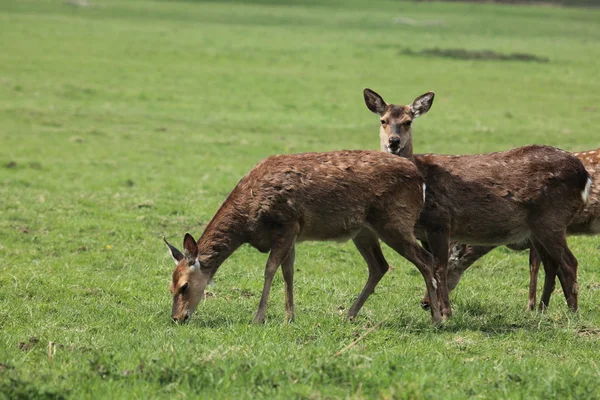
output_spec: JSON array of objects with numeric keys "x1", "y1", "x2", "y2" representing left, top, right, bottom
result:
[
  {"x1": 389, "y1": 136, "x2": 401, "y2": 149},
  {"x1": 172, "y1": 312, "x2": 190, "y2": 324}
]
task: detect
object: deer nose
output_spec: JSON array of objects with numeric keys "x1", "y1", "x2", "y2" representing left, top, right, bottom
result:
[
  {"x1": 172, "y1": 313, "x2": 190, "y2": 323},
  {"x1": 389, "y1": 137, "x2": 401, "y2": 147}
]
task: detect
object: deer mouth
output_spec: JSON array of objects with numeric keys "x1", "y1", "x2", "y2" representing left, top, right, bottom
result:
[
  {"x1": 387, "y1": 145, "x2": 400, "y2": 155},
  {"x1": 172, "y1": 311, "x2": 191, "y2": 324}
]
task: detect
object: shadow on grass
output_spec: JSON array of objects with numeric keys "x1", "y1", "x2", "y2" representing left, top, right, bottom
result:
[
  {"x1": 381, "y1": 298, "x2": 562, "y2": 334},
  {"x1": 401, "y1": 48, "x2": 549, "y2": 63}
]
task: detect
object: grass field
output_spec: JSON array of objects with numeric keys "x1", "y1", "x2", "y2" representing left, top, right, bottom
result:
[{"x1": 2, "y1": 0, "x2": 600, "y2": 398}]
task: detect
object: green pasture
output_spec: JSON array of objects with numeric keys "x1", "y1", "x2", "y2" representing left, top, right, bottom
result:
[{"x1": 1, "y1": 0, "x2": 600, "y2": 398}]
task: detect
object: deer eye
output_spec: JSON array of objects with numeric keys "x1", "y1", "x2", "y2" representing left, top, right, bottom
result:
[
  {"x1": 180, "y1": 282, "x2": 189, "y2": 294},
  {"x1": 380, "y1": 120, "x2": 386, "y2": 125},
  {"x1": 405, "y1": 120, "x2": 412, "y2": 127}
]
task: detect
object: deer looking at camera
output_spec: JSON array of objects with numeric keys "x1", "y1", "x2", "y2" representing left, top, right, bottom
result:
[
  {"x1": 444, "y1": 149, "x2": 600, "y2": 311},
  {"x1": 364, "y1": 88, "x2": 591, "y2": 318},
  {"x1": 163, "y1": 150, "x2": 444, "y2": 325}
]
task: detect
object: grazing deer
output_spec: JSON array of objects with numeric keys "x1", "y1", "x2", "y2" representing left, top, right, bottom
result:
[
  {"x1": 163, "y1": 150, "x2": 443, "y2": 325},
  {"x1": 443, "y1": 149, "x2": 600, "y2": 311},
  {"x1": 364, "y1": 88, "x2": 592, "y2": 318}
]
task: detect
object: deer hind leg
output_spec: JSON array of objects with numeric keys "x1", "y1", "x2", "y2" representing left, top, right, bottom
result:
[
  {"x1": 253, "y1": 224, "x2": 298, "y2": 324},
  {"x1": 531, "y1": 232, "x2": 578, "y2": 312},
  {"x1": 374, "y1": 229, "x2": 443, "y2": 325},
  {"x1": 348, "y1": 229, "x2": 390, "y2": 321},
  {"x1": 281, "y1": 244, "x2": 295, "y2": 323},
  {"x1": 527, "y1": 247, "x2": 541, "y2": 311}
]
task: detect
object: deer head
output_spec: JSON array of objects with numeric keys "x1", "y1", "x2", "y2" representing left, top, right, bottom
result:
[
  {"x1": 363, "y1": 88, "x2": 434, "y2": 158},
  {"x1": 164, "y1": 233, "x2": 211, "y2": 323}
]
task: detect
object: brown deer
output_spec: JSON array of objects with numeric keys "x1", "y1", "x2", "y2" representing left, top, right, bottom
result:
[
  {"x1": 442, "y1": 149, "x2": 600, "y2": 311},
  {"x1": 163, "y1": 150, "x2": 444, "y2": 325},
  {"x1": 364, "y1": 88, "x2": 592, "y2": 318}
]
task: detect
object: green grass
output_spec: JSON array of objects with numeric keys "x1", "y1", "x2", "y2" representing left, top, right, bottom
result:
[{"x1": 1, "y1": 0, "x2": 600, "y2": 398}]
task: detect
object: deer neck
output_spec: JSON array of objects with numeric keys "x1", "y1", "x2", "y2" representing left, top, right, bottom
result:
[
  {"x1": 396, "y1": 140, "x2": 414, "y2": 161},
  {"x1": 197, "y1": 204, "x2": 246, "y2": 272}
]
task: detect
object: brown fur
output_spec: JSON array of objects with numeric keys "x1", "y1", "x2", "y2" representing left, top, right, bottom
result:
[
  {"x1": 445, "y1": 149, "x2": 600, "y2": 311},
  {"x1": 364, "y1": 88, "x2": 590, "y2": 317},
  {"x1": 165, "y1": 150, "x2": 443, "y2": 324}
]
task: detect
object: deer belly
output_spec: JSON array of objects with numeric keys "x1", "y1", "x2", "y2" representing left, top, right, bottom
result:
[
  {"x1": 451, "y1": 221, "x2": 530, "y2": 246},
  {"x1": 297, "y1": 217, "x2": 364, "y2": 243}
]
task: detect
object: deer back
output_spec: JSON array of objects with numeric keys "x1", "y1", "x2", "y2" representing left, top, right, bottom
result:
[
  {"x1": 415, "y1": 145, "x2": 590, "y2": 245},
  {"x1": 228, "y1": 150, "x2": 425, "y2": 242}
]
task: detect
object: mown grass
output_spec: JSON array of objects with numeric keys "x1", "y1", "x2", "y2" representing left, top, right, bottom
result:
[{"x1": 1, "y1": 0, "x2": 600, "y2": 398}]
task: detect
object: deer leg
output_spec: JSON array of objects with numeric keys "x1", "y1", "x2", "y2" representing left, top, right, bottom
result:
[
  {"x1": 531, "y1": 233, "x2": 578, "y2": 312},
  {"x1": 281, "y1": 244, "x2": 295, "y2": 323},
  {"x1": 375, "y1": 230, "x2": 443, "y2": 325},
  {"x1": 253, "y1": 225, "x2": 298, "y2": 324},
  {"x1": 420, "y1": 244, "x2": 495, "y2": 311},
  {"x1": 527, "y1": 247, "x2": 541, "y2": 311},
  {"x1": 348, "y1": 229, "x2": 390, "y2": 321},
  {"x1": 530, "y1": 241, "x2": 557, "y2": 311},
  {"x1": 424, "y1": 230, "x2": 452, "y2": 320}
]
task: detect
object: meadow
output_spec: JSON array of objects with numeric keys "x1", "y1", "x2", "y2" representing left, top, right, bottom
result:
[{"x1": 1, "y1": 0, "x2": 600, "y2": 398}]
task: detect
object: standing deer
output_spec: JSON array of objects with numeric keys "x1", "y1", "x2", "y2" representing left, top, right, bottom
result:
[
  {"x1": 163, "y1": 150, "x2": 444, "y2": 325},
  {"x1": 364, "y1": 88, "x2": 592, "y2": 318},
  {"x1": 443, "y1": 149, "x2": 600, "y2": 311}
]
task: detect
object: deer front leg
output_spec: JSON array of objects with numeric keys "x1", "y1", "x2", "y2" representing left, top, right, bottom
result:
[
  {"x1": 348, "y1": 229, "x2": 390, "y2": 321},
  {"x1": 253, "y1": 225, "x2": 298, "y2": 324},
  {"x1": 420, "y1": 243, "x2": 495, "y2": 311},
  {"x1": 426, "y1": 230, "x2": 452, "y2": 320},
  {"x1": 281, "y1": 244, "x2": 295, "y2": 323},
  {"x1": 527, "y1": 248, "x2": 541, "y2": 311}
]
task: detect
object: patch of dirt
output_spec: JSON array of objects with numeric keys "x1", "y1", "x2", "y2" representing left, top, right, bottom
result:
[
  {"x1": 394, "y1": 16, "x2": 445, "y2": 26},
  {"x1": 69, "y1": 136, "x2": 84, "y2": 143},
  {"x1": 232, "y1": 288, "x2": 254, "y2": 298},
  {"x1": 65, "y1": 0, "x2": 93, "y2": 7},
  {"x1": 136, "y1": 200, "x2": 154, "y2": 209},
  {"x1": 576, "y1": 327, "x2": 600, "y2": 338},
  {"x1": 588, "y1": 282, "x2": 600, "y2": 290},
  {"x1": 18, "y1": 337, "x2": 39, "y2": 351},
  {"x1": 401, "y1": 47, "x2": 549, "y2": 63},
  {"x1": 0, "y1": 363, "x2": 13, "y2": 373}
]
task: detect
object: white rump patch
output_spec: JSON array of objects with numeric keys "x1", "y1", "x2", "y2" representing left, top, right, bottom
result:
[
  {"x1": 431, "y1": 278, "x2": 438, "y2": 290},
  {"x1": 582, "y1": 178, "x2": 593, "y2": 203}
]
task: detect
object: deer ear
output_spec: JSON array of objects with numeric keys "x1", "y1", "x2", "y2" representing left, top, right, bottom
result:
[
  {"x1": 363, "y1": 88, "x2": 387, "y2": 116},
  {"x1": 410, "y1": 92, "x2": 435, "y2": 118},
  {"x1": 163, "y1": 236, "x2": 184, "y2": 264},
  {"x1": 183, "y1": 233, "x2": 198, "y2": 261}
]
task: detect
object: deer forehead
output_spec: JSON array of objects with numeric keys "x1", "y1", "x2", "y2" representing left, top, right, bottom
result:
[
  {"x1": 170, "y1": 264, "x2": 190, "y2": 292},
  {"x1": 383, "y1": 105, "x2": 412, "y2": 122}
]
